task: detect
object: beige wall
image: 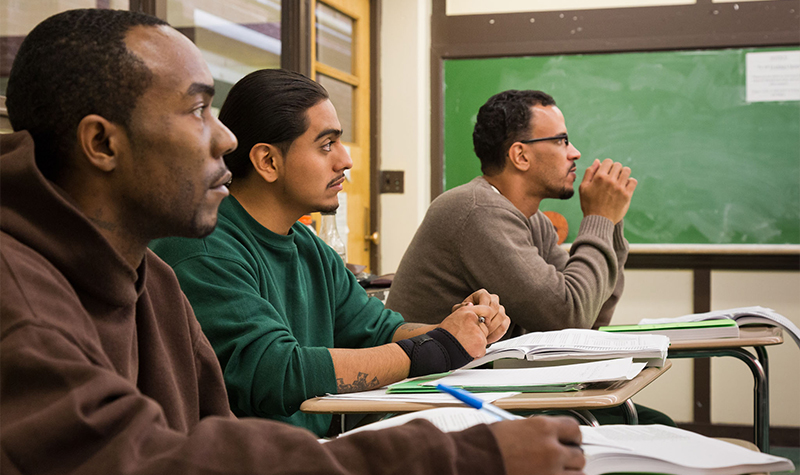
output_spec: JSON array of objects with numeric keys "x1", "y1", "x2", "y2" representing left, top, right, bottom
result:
[
  {"x1": 379, "y1": 0, "x2": 431, "y2": 273},
  {"x1": 379, "y1": 0, "x2": 800, "y2": 428}
]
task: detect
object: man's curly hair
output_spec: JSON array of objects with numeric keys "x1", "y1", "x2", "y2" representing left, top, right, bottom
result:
[{"x1": 472, "y1": 89, "x2": 556, "y2": 175}]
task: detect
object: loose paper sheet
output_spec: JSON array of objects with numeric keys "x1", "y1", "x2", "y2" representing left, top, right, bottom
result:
[{"x1": 746, "y1": 50, "x2": 800, "y2": 103}]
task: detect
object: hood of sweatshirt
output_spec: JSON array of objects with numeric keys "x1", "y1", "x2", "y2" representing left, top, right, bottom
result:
[{"x1": 1, "y1": 131, "x2": 142, "y2": 307}]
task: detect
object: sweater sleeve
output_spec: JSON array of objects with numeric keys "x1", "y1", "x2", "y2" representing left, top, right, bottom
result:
[
  {"x1": 458, "y1": 205, "x2": 622, "y2": 331},
  {"x1": 591, "y1": 220, "x2": 629, "y2": 328},
  {"x1": 0, "y1": 324, "x2": 504, "y2": 475}
]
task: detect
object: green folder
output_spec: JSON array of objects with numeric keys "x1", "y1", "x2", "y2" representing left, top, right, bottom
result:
[
  {"x1": 599, "y1": 319, "x2": 738, "y2": 342},
  {"x1": 600, "y1": 319, "x2": 737, "y2": 332}
]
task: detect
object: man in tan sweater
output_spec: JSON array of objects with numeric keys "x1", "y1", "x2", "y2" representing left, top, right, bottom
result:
[{"x1": 388, "y1": 90, "x2": 636, "y2": 339}]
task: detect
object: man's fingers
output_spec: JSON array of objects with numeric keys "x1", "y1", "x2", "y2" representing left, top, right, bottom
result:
[
  {"x1": 609, "y1": 161, "x2": 623, "y2": 179},
  {"x1": 597, "y1": 158, "x2": 614, "y2": 174},
  {"x1": 468, "y1": 289, "x2": 499, "y2": 309},
  {"x1": 486, "y1": 310, "x2": 510, "y2": 343},
  {"x1": 626, "y1": 176, "x2": 638, "y2": 193},
  {"x1": 619, "y1": 166, "x2": 632, "y2": 182},
  {"x1": 564, "y1": 445, "x2": 587, "y2": 471},
  {"x1": 556, "y1": 417, "x2": 583, "y2": 446},
  {"x1": 582, "y1": 159, "x2": 600, "y2": 183}
]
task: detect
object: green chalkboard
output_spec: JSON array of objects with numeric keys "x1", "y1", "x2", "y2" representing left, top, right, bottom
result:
[{"x1": 443, "y1": 48, "x2": 800, "y2": 245}]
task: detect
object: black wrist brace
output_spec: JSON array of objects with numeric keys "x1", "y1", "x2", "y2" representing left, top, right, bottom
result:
[{"x1": 396, "y1": 328, "x2": 473, "y2": 378}]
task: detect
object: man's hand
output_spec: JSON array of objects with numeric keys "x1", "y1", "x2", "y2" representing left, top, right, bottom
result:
[
  {"x1": 578, "y1": 158, "x2": 637, "y2": 224},
  {"x1": 441, "y1": 289, "x2": 510, "y2": 358},
  {"x1": 490, "y1": 416, "x2": 585, "y2": 475}
]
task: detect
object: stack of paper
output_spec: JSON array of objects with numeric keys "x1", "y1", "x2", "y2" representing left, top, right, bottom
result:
[
  {"x1": 640, "y1": 306, "x2": 800, "y2": 347},
  {"x1": 464, "y1": 329, "x2": 669, "y2": 369},
  {"x1": 599, "y1": 319, "x2": 739, "y2": 341},
  {"x1": 386, "y1": 357, "x2": 646, "y2": 393},
  {"x1": 581, "y1": 424, "x2": 795, "y2": 475}
]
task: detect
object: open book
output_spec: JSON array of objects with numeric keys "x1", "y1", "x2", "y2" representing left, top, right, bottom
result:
[
  {"x1": 340, "y1": 407, "x2": 795, "y2": 475},
  {"x1": 599, "y1": 319, "x2": 739, "y2": 342},
  {"x1": 640, "y1": 306, "x2": 800, "y2": 348},
  {"x1": 464, "y1": 329, "x2": 669, "y2": 369}
]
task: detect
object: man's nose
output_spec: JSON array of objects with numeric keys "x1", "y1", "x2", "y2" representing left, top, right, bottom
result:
[
  {"x1": 213, "y1": 115, "x2": 238, "y2": 157},
  {"x1": 338, "y1": 145, "x2": 353, "y2": 171},
  {"x1": 569, "y1": 143, "x2": 581, "y2": 160}
]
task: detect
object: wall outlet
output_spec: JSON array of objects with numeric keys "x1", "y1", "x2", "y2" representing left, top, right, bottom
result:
[{"x1": 380, "y1": 170, "x2": 404, "y2": 194}]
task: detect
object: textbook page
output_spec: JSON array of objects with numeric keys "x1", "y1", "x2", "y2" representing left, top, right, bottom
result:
[
  {"x1": 466, "y1": 329, "x2": 668, "y2": 368},
  {"x1": 581, "y1": 424, "x2": 795, "y2": 475}
]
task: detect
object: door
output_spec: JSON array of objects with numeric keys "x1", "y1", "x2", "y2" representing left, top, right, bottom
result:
[{"x1": 311, "y1": 0, "x2": 374, "y2": 271}]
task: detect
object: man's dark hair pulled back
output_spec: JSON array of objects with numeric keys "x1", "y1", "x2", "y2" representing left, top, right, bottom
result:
[{"x1": 218, "y1": 69, "x2": 330, "y2": 180}]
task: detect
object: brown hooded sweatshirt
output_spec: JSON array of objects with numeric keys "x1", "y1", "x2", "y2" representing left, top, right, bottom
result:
[{"x1": 0, "y1": 131, "x2": 504, "y2": 475}]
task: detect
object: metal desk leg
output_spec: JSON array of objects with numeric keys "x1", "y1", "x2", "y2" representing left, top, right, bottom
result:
[
  {"x1": 670, "y1": 348, "x2": 768, "y2": 452},
  {"x1": 620, "y1": 399, "x2": 639, "y2": 425},
  {"x1": 567, "y1": 409, "x2": 599, "y2": 427},
  {"x1": 754, "y1": 346, "x2": 770, "y2": 452}
]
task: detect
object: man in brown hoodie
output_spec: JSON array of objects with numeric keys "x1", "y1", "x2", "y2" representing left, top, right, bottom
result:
[{"x1": 0, "y1": 8, "x2": 585, "y2": 475}]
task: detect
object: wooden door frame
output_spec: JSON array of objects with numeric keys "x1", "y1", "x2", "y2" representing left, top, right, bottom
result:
[{"x1": 369, "y1": 0, "x2": 380, "y2": 273}]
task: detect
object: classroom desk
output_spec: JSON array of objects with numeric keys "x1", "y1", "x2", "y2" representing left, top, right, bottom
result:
[
  {"x1": 301, "y1": 361, "x2": 671, "y2": 427},
  {"x1": 667, "y1": 326, "x2": 783, "y2": 454}
]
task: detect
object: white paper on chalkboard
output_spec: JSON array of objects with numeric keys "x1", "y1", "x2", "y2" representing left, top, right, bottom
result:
[{"x1": 746, "y1": 50, "x2": 800, "y2": 103}]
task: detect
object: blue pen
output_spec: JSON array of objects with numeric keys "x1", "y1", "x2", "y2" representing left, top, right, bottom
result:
[{"x1": 436, "y1": 384, "x2": 521, "y2": 421}]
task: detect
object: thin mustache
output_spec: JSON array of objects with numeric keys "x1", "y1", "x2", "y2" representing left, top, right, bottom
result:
[{"x1": 327, "y1": 174, "x2": 346, "y2": 187}]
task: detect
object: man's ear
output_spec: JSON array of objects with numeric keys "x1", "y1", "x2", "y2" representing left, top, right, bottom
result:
[
  {"x1": 76, "y1": 114, "x2": 123, "y2": 173},
  {"x1": 507, "y1": 142, "x2": 531, "y2": 172},
  {"x1": 250, "y1": 143, "x2": 282, "y2": 183}
]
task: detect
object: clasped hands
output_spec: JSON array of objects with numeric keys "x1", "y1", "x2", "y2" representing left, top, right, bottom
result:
[{"x1": 439, "y1": 289, "x2": 510, "y2": 359}]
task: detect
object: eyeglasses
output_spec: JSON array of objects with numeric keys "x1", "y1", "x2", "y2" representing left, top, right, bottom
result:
[{"x1": 519, "y1": 133, "x2": 569, "y2": 146}]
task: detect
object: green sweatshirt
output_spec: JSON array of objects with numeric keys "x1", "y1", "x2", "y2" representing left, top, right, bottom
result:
[{"x1": 151, "y1": 197, "x2": 405, "y2": 436}]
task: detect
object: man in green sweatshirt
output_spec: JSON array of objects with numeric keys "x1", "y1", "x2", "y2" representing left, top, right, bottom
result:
[{"x1": 151, "y1": 69, "x2": 512, "y2": 437}]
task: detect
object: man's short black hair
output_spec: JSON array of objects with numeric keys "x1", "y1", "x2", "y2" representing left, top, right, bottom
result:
[
  {"x1": 472, "y1": 89, "x2": 556, "y2": 175},
  {"x1": 218, "y1": 69, "x2": 330, "y2": 180},
  {"x1": 6, "y1": 8, "x2": 168, "y2": 179}
]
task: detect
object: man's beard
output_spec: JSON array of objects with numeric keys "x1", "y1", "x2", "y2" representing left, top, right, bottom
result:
[
  {"x1": 317, "y1": 202, "x2": 340, "y2": 214},
  {"x1": 558, "y1": 188, "x2": 575, "y2": 200}
]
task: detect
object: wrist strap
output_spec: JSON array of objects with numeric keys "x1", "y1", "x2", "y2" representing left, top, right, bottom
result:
[{"x1": 396, "y1": 328, "x2": 473, "y2": 378}]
